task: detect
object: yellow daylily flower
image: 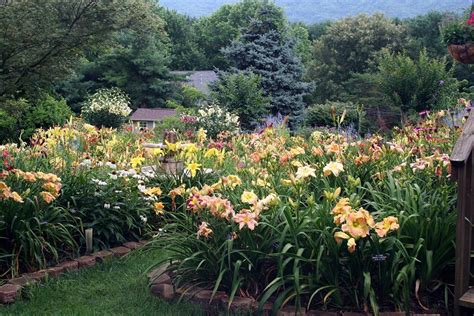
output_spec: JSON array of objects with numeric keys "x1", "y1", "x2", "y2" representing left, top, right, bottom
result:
[
  {"x1": 131, "y1": 156, "x2": 145, "y2": 169},
  {"x1": 186, "y1": 162, "x2": 202, "y2": 177},
  {"x1": 241, "y1": 191, "x2": 258, "y2": 205},
  {"x1": 295, "y1": 166, "x2": 316, "y2": 180}
]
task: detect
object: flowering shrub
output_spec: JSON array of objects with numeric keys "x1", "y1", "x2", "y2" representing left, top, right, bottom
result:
[
  {"x1": 195, "y1": 103, "x2": 240, "y2": 139},
  {"x1": 82, "y1": 88, "x2": 132, "y2": 128}
]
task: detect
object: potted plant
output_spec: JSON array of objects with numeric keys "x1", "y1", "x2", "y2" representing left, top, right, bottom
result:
[
  {"x1": 442, "y1": 11, "x2": 474, "y2": 64},
  {"x1": 159, "y1": 131, "x2": 184, "y2": 176}
]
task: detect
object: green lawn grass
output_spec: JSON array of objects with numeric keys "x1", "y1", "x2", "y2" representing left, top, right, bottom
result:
[{"x1": 0, "y1": 248, "x2": 204, "y2": 316}]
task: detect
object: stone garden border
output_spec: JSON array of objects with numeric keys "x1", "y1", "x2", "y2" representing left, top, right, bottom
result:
[
  {"x1": 148, "y1": 265, "x2": 444, "y2": 316},
  {"x1": 0, "y1": 240, "x2": 147, "y2": 304}
]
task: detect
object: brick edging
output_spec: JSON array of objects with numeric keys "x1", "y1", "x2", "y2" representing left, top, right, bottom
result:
[
  {"x1": 0, "y1": 240, "x2": 148, "y2": 304},
  {"x1": 147, "y1": 265, "x2": 443, "y2": 316}
]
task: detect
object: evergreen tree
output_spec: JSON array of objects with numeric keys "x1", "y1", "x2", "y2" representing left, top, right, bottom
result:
[
  {"x1": 223, "y1": 4, "x2": 310, "y2": 127},
  {"x1": 57, "y1": 30, "x2": 175, "y2": 111}
]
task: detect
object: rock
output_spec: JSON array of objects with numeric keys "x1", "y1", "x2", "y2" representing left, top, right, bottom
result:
[
  {"x1": 123, "y1": 241, "x2": 142, "y2": 250},
  {"x1": 150, "y1": 283, "x2": 175, "y2": 300},
  {"x1": 25, "y1": 270, "x2": 48, "y2": 281},
  {"x1": 147, "y1": 263, "x2": 170, "y2": 281},
  {"x1": 92, "y1": 250, "x2": 113, "y2": 263},
  {"x1": 226, "y1": 296, "x2": 257, "y2": 312},
  {"x1": 57, "y1": 260, "x2": 79, "y2": 272},
  {"x1": 45, "y1": 266, "x2": 64, "y2": 277},
  {"x1": 8, "y1": 276, "x2": 36, "y2": 287},
  {"x1": 150, "y1": 273, "x2": 171, "y2": 286},
  {"x1": 74, "y1": 255, "x2": 96, "y2": 268},
  {"x1": 0, "y1": 284, "x2": 21, "y2": 304},
  {"x1": 306, "y1": 311, "x2": 339, "y2": 316},
  {"x1": 109, "y1": 246, "x2": 130, "y2": 257},
  {"x1": 278, "y1": 306, "x2": 306, "y2": 316}
]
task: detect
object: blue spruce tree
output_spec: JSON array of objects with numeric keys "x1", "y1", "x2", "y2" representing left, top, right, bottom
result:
[{"x1": 223, "y1": 4, "x2": 310, "y2": 128}]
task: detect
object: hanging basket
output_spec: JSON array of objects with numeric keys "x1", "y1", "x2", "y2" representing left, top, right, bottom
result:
[{"x1": 448, "y1": 42, "x2": 474, "y2": 64}]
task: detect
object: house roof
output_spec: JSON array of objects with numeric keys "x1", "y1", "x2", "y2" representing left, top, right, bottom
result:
[
  {"x1": 171, "y1": 70, "x2": 218, "y2": 94},
  {"x1": 130, "y1": 108, "x2": 177, "y2": 122}
]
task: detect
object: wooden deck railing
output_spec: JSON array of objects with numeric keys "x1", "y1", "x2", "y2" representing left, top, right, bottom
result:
[{"x1": 450, "y1": 109, "x2": 474, "y2": 315}]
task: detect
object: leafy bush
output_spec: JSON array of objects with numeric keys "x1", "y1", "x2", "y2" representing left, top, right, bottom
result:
[
  {"x1": 64, "y1": 168, "x2": 151, "y2": 249},
  {"x1": 82, "y1": 88, "x2": 132, "y2": 128},
  {"x1": 0, "y1": 95, "x2": 73, "y2": 143},
  {"x1": 181, "y1": 86, "x2": 207, "y2": 107},
  {"x1": 23, "y1": 95, "x2": 73, "y2": 139},
  {"x1": 372, "y1": 50, "x2": 460, "y2": 112},
  {"x1": 211, "y1": 72, "x2": 270, "y2": 130},
  {"x1": 0, "y1": 98, "x2": 29, "y2": 144},
  {"x1": 304, "y1": 101, "x2": 365, "y2": 131}
]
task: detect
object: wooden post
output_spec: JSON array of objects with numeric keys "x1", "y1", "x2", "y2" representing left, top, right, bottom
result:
[
  {"x1": 85, "y1": 228, "x2": 93, "y2": 254},
  {"x1": 451, "y1": 109, "x2": 474, "y2": 315}
]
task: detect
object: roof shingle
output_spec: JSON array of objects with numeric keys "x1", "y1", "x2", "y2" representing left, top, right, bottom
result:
[{"x1": 130, "y1": 108, "x2": 177, "y2": 122}]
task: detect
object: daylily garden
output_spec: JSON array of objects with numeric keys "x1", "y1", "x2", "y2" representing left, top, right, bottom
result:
[{"x1": 0, "y1": 102, "x2": 465, "y2": 313}]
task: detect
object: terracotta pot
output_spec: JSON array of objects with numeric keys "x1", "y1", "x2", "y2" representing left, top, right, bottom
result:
[{"x1": 448, "y1": 42, "x2": 474, "y2": 64}]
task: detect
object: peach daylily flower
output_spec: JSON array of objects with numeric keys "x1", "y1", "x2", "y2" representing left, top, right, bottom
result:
[
  {"x1": 374, "y1": 216, "x2": 399, "y2": 238},
  {"x1": 233, "y1": 211, "x2": 258, "y2": 230},
  {"x1": 347, "y1": 238, "x2": 356, "y2": 253},
  {"x1": 40, "y1": 191, "x2": 55, "y2": 204},
  {"x1": 197, "y1": 222, "x2": 213, "y2": 239},
  {"x1": 341, "y1": 208, "x2": 375, "y2": 239},
  {"x1": 153, "y1": 202, "x2": 165, "y2": 215},
  {"x1": 23, "y1": 172, "x2": 37, "y2": 182},
  {"x1": 331, "y1": 198, "x2": 352, "y2": 225},
  {"x1": 325, "y1": 142, "x2": 343, "y2": 155},
  {"x1": 334, "y1": 231, "x2": 357, "y2": 253},
  {"x1": 10, "y1": 191, "x2": 24, "y2": 203}
]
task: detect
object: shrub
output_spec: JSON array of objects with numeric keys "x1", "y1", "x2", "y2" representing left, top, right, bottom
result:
[
  {"x1": 373, "y1": 50, "x2": 460, "y2": 112},
  {"x1": 0, "y1": 95, "x2": 73, "y2": 143},
  {"x1": 82, "y1": 88, "x2": 132, "y2": 128},
  {"x1": 0, "y1": 98, "x2": 29, "y2": 143},
  {"x1": 181, "y1": 86, "x2": 207, "y2": 107},
  {"x1": 304, "y1": 101, "x2": 365, "y2": 132},
  {"x1": 211, "y1": 72, "x2": 270, "y2": 130},
  {"x1": 63, "y1": 167, "x2": 151, "y2": 249},
  {"x1": 195, "y1": 103, "x2": 240, "y2": 139},
  {"x1": 23, "y1": 95, "x2": 73, "y2": 139}
]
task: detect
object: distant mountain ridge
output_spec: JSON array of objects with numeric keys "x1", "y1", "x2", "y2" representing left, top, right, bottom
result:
[{"x1": 158, "y1": 0, "x2": 469, "y2": 23}]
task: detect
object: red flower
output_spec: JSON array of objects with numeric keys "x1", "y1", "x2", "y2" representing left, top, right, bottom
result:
[{"x1": 466, "y1": 12, "x2": 474, "y2": 25}]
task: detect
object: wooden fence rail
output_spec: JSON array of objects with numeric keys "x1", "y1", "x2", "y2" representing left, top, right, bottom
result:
[{"x1": 450, "y1": 109, "x2": 474, "y2": 315}]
